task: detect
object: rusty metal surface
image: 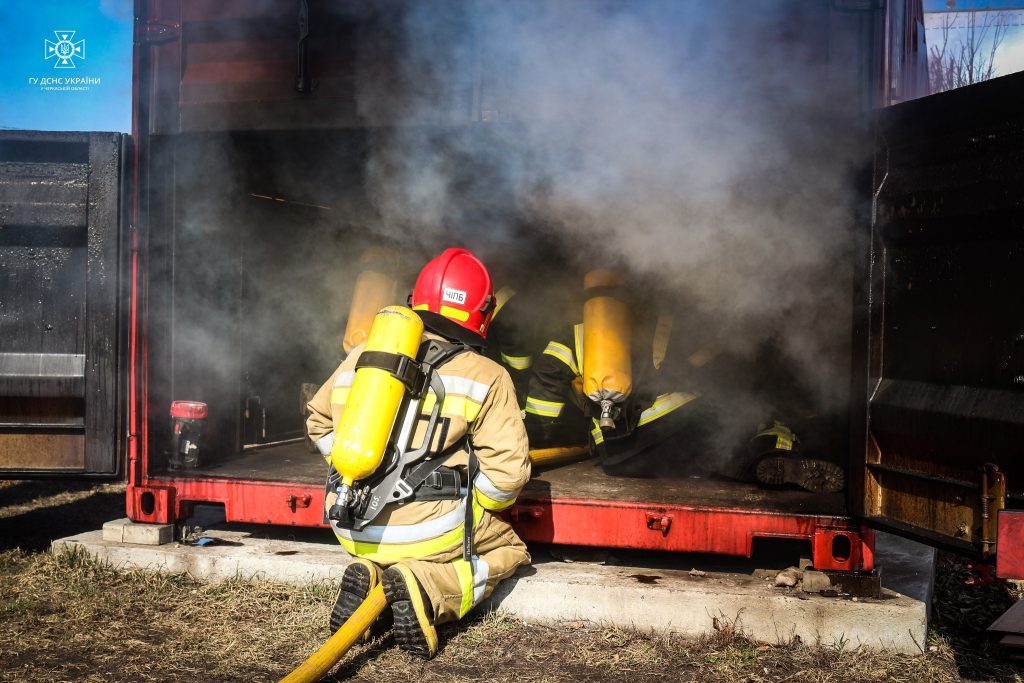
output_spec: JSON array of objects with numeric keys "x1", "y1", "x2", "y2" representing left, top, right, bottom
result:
[
  {"x1": 151, "y1": 441, "x2": 326, "y2": 484},
  {"x1": 0, "y1": 432, "x2": 84, "y2": 470},
  {"x1": 527, "y1": 459, "x2": 845, "y2": 515}
]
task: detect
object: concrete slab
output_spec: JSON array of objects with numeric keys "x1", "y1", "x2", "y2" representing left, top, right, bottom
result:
[
  {"x1": 54, "y1": 528, "x2": 352, "y2": 583},
  {"x1": 488, "y1": 561, "x2": 925, "y2": 653},
  {"x1": 52, "y1": 525, "x2": 931, "y2": 654}
]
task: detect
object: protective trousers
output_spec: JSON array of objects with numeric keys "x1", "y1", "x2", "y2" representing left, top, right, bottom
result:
[{"x1": 379, "y1": 511, "x2": 529, "y2": 625}]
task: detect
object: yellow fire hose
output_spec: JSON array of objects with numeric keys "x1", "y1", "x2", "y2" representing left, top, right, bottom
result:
[
  {"x1": 278, "y1": 584, "x2": 387, "y2": 683},
  {"x1": 528, "y1": 445, "x2": 591, "y2": 468}
]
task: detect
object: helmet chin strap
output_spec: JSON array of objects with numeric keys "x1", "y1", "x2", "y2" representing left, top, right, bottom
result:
[{"x1": 414, "y1": 310, "x2": 488, "y2": 351}]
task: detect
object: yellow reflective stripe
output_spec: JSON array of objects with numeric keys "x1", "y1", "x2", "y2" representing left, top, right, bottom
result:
[
  {"x1": 493, "y1": 286, "x2": 515, "y2": 318},
  {"x1": 637, "y1": 392, "x2": 698, "y2": 427},
  {"x1": 453, "y1": 558, "x2": 475, "y2": 617},
  {"x1": 420, "y1": 393, "x2": 484, "y2": 421},
  {"x1": 542, "y1": 341, "x2": 578, "y2": 374},
  {"x1": 439, "y1": 305, "x2": 470, "y2": 322},
  {"x1": 590, "y1": 420, "x2": 605, "y2": 445},
  {"x1": 412, "y1": 304, "x2": 429, "y2": 311},
  {"x1": 501, "y1": 353, "x2": 533, "y2": 371},
  {"x1": 329, "y1": 387, "x2": 350, "y2": 405},
  {"x1": 474, "y1": 487, "x2": 516, "y2": 511},
  {"x1": 573, "y1": 324, "x2": 584, "y2": 369},
  {"x1": 754, "y1": 421, "x2": 798, "y2": 451},
  {"x1": 334, "y1": 501, "x2": 485, "y2": 564},
  {"x1": 524, "y1": 396, "x2": 564, "y2": 418}
]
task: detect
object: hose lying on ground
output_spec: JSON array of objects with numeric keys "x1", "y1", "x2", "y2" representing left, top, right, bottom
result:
[
  {"x1": 528, "y1": 445, "x2": 591, "y2": 468},
  {"x1": 278, "y1": 584, "x2": 387, "y2": 683}
]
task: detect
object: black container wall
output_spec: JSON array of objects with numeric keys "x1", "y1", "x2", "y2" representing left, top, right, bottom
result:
[
  {"x1": 858, "y1": 71, "x2": 1024, "y2": 554},
  {"x1": 0, "y1": 131, "x2": 128, "y2": 477}
]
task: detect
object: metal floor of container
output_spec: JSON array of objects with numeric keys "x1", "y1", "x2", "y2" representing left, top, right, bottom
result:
[
  {"x1": 529, "y1": 458, "x2": 845, "y2": 515},
  {"x1": 154, "y1": 441, "x2": 845, "y2": 516}
]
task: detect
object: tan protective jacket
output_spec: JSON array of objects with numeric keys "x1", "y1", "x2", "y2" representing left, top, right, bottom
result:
[{"x1": 306, "y1": 334, "x2": 530, "y2": 564}]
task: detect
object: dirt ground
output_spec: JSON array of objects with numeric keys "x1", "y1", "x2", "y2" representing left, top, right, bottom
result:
[{"x1": 1, "y1": 480, "x2": 1022, "y2": 683}]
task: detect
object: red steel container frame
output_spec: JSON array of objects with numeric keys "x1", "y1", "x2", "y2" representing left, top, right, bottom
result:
[{"x1": 124, "y1": 0, "x2": 875, "y2": 574}]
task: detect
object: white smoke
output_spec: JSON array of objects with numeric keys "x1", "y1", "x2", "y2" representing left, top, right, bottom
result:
[{"x1": 355, "y1": 1, "x2": 865, "y2": 426}]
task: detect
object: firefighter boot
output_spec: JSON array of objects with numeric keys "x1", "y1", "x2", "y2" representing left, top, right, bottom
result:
[
  {"x1": 330, "y1": 558, "x2": 392, "y2": 640},
  {"x1": 382, "y1": 564, "x2": 438, "y2": 659},
  {"x1": 750, "y1": 422, "x2": 845, "y2": 494}
]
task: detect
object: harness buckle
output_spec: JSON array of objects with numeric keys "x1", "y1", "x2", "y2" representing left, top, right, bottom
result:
[{"x1": 393, "y1": 478, "x2": 415, "y2": 500}]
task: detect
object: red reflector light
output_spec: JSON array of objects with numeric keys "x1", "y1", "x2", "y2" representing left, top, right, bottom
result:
[{"x1": 170, "y1": 401, "x2": 208, "y2": 419}]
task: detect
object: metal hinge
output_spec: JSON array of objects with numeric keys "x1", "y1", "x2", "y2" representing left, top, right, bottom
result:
[
  {"x1": 981, "y1": 463, "x2": 1007, "y2": 556},
  {"x1": 136, "y1": 19, "x2": 181, "y2": 45}
]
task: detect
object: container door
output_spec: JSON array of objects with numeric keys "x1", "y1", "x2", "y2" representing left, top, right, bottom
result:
[
  {"x1": 0, "y1": 131, "x2": 127, "y2": 477},
  {"x1": 854, "y1": 72, "x2": 1024, "y2": 560}
]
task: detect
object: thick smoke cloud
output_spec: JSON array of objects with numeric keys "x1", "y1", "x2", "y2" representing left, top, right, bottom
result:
[
  {"x1": 162, "y1": 1, "x2": 869, "y2": 460},
  {"x1": 355, "y1": 1, "x2": 865, "y2": 440}
]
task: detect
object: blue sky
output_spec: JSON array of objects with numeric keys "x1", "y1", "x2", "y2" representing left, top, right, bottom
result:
[
  {"x1": 925, "y1": 0, "x2": 1024, "y2": 9},
  {"x1": 924, "y1": 0, "x2": 1024, "y2": 79},
  {"x1": 0, "y1": 1, "x2": 132, "y2": 132}
]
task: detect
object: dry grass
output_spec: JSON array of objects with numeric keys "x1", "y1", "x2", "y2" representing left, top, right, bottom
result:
[{"x1": 0, "y1": 480, "x2": 1020, "y2": 682}]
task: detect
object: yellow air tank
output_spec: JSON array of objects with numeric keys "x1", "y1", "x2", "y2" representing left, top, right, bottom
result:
[
  {"x1": 330, "y1": 305, "x2": 423, "y2": 485},
  {"x1": 342, "y1": 247, "x2": 400, "y2": 354},
  {"x1": 582, "y1": 269, "x2": 632, "y2": 428}
]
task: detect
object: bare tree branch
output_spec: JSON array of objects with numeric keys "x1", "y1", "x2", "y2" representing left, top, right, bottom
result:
[{"x1": 928, "y1": 7, "x2": 1010, "y2": 93}]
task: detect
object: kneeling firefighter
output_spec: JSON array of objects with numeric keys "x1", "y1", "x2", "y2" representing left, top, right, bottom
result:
[{"x1": 305, "y1": 248, "x2": 531, "y2": 659}]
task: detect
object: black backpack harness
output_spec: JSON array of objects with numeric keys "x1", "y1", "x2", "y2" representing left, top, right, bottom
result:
[{"x1": 325, "y1": 337, "x2": 479, "y2": 561}]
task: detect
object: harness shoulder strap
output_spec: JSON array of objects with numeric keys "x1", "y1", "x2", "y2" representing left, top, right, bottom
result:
[{"x1": 464, "y1": 446, "x2": 478, "y2": 562}]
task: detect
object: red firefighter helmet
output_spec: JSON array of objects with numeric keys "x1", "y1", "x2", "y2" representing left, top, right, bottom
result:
[{"x1": 410, "y1": 248, "x2": 495, "y2": 337}]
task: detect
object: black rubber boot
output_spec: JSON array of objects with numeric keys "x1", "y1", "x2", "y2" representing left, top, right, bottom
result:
[
  {"x1": 382, "y1": 564, "x2": 438, "y2": 659},
  {"x1": 330, "y1": 559, "x2": 391, "y2": 640},
  {"x1": 754, "y1": 454, "x2": 845, "y2": 493},
  {"x1": 749, "y1": 421, "x2": 844, "y2": 494}
]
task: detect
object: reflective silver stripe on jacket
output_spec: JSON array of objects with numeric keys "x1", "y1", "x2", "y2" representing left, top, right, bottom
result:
[
  {"x1": 438, "y1": 375, "x2": 490, "y2": 403},
  {"x1": 501, "y1": 352, "x2": 533, "y2": 371},
  {"x1": 524, "y1": 397, "x2": 564, "y2": 417},
  {"x1": 316, "y1": 432, "x2": 334, "y2": 456},
  {"x1": 473, "y1": 470, "x2": 518, "y2": 503},
  {"x1": 334, "y1": 370, "x2": 355, "y2": 387},
  {"x1": 541, "y1": 341, "x2": 578, "y2": 374},
  {"x1": 331, "y1": 499, "x2": 467, "y2": 544},
  {"x1": 637, "y1": 392, "x2": 697, "y2": 427},
  {"x1": 573, "y1": 324, "x2": 585, "y2": 370}
]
